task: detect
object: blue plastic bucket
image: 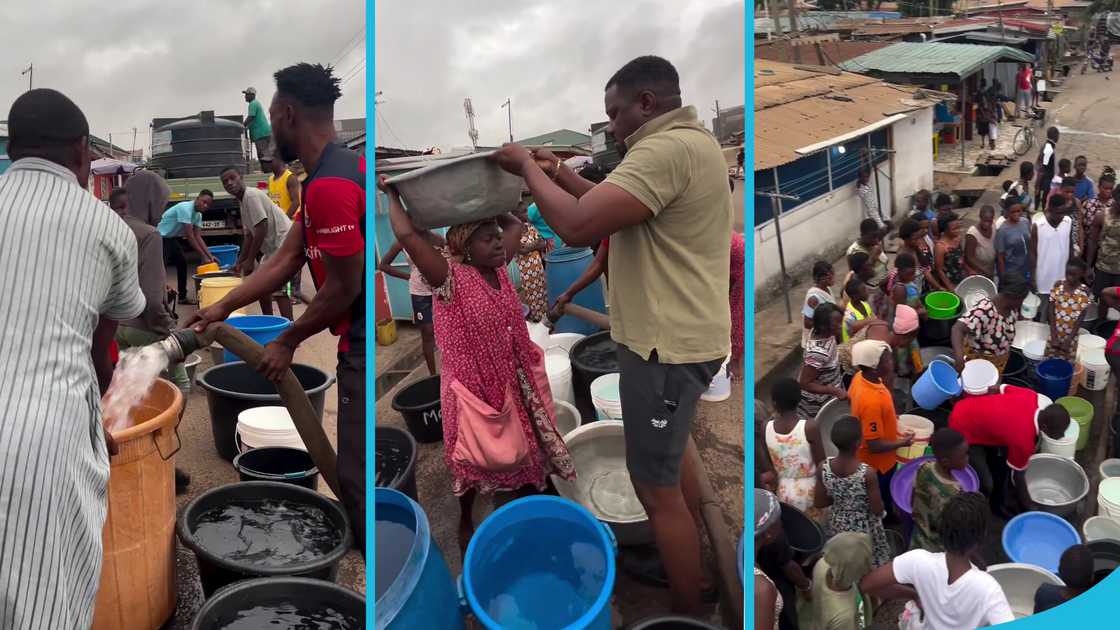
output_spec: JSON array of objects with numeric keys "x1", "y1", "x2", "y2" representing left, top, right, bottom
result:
[
  {"x1": 375, "y1": 488, "x2": 464, "y2": 630},
  {"x1": 546, "y1": 247, "x2": 608, "y2": 336},
  {"x1": 910, "y1": 360, "x2": 961, "y2": 409},
  {"x1": 1036, "y1": 359, "x2": 1074, "y2": 402},
  {"x1": 462, "y1": 496, "x2": 617, "y2": 630},
  {"x1": 1002, "y1": 511, "x2": 1081, "y2": 573},
  {"x1": 222, "y1": 315, "x2": 292, "y2": 363},
  {"x1": 210, "y1": 244, "x2": 240, "y2": 269}
]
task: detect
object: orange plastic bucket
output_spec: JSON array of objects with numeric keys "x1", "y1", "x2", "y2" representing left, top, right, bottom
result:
[{"x1": 197, "y1": 262, "x2": 220, "y2": 275}]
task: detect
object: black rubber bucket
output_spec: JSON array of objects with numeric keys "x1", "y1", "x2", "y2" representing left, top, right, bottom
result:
[
  {"x1": 375, "y1": 426, "x2": 418, "y2": 501},
  {"x1": 1089, "y1": 539, "x2": 1120, "y2": 585},
  {"x1": 626, "y1": 616, "x2": 725, "y2": 629},
  {"x1": 1004, "y1": 350, "x2": 1027, "y2": 378},
  {"x1": 232, "y1": 447, "x2": 319, "y2": 490},
  {"x1": 391, "y1": 376, "x2": 443, "y2": 443},
  {"x1": 190, "y1": 576, "x2": 365, "y2": 630},
  {"x1": 1004, "y1": 376, "x2": 1034, "y2": 390},
  {"x1": 177, "y1": 481, "x2": 352, "y2": 598},
  {"x1": 918, "y1": 317, "x2": 957, "y2": 348},
  {"x1": 1093, "y1": 319, "x2": 1119, "y2": 340},
  {"x1": 570, "y1": 331, "x2": 618, "y2": 423},
  {"x1": 197, "y1": 362, "x2": 334, "y2": 461},
  {"x1": 780, "y1": 502, "x2": 823, "y2": 563}
]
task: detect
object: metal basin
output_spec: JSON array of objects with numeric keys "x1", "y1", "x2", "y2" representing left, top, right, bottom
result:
[
  {"x1": 552, "y1": 420, "x2": 652, "y2": 546},
  {"x1": 1025, "y1": 453, "x2": 1089, "y2": 517},
  {"x1": 918, "y1": 346, "x2": 954, "y2": 369},
  {"x1": 956, "y1": 275, "x2": 997, "y2": 311},
  {"x1": 384, "y1": 151, "x2": 524, "y2": 229},
  {"x1": 987, "y1": 563, "x2": 1064, "y2": 619},
  {"x1": 814, "y1": 398, "x2": 852, "y2": 457},
  {"x1": 183, "y1": 352, "x2": 202, "y2": 388}
]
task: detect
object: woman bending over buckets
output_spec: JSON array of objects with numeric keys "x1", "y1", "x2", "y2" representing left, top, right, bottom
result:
[
  {"x1": 379, "y1": 176, "x2": 576, "y2": 555},
  {"x1": 950, "y1": 272, "x2": 1030, "y2": 374}
]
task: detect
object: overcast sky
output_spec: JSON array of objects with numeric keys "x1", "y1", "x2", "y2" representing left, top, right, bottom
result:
[
  {"x1": 0, "y1": 0, "x2": 365, "y2": 154},
  {"x1": 374, "y1": 0, "x2": 744, "y2": 152}
]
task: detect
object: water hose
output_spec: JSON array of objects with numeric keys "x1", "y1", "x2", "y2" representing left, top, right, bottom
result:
[{"x1": 158, "y1": 324, "x2": 342, "y2": 498}]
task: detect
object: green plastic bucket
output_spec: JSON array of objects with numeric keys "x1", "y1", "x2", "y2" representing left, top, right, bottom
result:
[
  {"x1": 924, "y1": 291, "x2": 962, "y2": 320},
  {"x1": 1056, "y1": 396, "x2": 1094, "y2": 451}
]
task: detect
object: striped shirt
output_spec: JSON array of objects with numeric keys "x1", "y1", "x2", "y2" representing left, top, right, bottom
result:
[{"x1": 0, "y1": 158, "x2": 145, "y2": 629}]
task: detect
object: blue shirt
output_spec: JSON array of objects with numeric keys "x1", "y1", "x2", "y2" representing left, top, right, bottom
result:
[
  {"x1": 1074, "y1": 177, "x2": 1095, "y2": 201},
  {"x1": 526, "y1": 203, "x2": 560, "y2": 248},
  {"x1": 157, "y1": 200, "x2": 202, "y2": 238}
]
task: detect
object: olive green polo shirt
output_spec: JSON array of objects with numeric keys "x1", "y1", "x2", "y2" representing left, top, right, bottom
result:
[{"x1": 604, "y1": 106, "x2": 734, "y2": 364}]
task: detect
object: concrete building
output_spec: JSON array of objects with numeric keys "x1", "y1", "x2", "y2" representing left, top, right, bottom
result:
[{"x1": 754, "y1": 60, "x2": 944, "y2": 300}]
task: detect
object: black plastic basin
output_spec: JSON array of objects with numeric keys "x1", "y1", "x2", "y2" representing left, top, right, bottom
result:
[
  {"x1": 233, "y1": 447, "x2": 319, "y2": 490},
  {"x1": 780, "y1": 502, "x2": 824, "y2": 562},
  {"x1": 391, "y1": 376, "x2": 443, "y2": 443},
  {"x1": 177, "y1": 481, "x2": 352, "y2": 597},
  {"x1": 190, "y1": 576, "x2": 364, "y2": 630},
  {"x1": 376, "y1": 426, "x2": 418, "y2": 501},
  {"x1": 197, "y1": 362, "x2": 334, "y2": 461},
  {"x1": 570, "y1": 331, "x2": 618, "y2": 423}
]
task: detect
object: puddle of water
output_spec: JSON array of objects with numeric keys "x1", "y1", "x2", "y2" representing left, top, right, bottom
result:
[{"x1": 1054, "y1": 126, "x2": 1120, "y2": 141}]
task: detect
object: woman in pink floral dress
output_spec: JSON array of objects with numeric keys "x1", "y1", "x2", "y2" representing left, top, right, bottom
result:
[
  {"x1": 380, "y1": 176, "x2": 576, "y2": 554},
  {"x1": 730, "y1": 232, "x2": 746, "y2": 381}
]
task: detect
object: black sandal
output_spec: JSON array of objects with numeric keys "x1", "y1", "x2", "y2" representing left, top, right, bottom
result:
[{"x1": 620, "y1": 544, "x2": 720, "y2": 603}]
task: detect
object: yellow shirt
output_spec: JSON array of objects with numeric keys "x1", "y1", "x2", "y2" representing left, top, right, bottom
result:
[
  {"x1": 268, "y1": 170, "x2": 297, "y2": 217},
  {"x1": 603, "y1": 106, "x2": 733, "y2": 364}
]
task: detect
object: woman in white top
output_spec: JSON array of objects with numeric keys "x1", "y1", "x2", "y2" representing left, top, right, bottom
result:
[
  {"x1": 803, "y1": 261, "x2": 837, "y2": 348},
  {"x1": 377, "y1": 231, "x2": 447, "y2": 375},
  {"x1": 860, "y1": 492, "x2": 1014, "y2": 630}
]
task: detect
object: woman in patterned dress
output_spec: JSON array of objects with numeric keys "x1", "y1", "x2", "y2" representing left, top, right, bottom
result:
[
  {"x1": 799, "y1": 303, "x2": 847, "y2": 419},
  {"x1": 1046, "y1": 258, "x2": 1093, "y2": 360},
  {"x1": 766, "y1": 378, "x2": 825, "y2": 521},
  {"x1": 815, "y1": 417, "x2": 892, "y2": 567},
  {"x1": 730, "y1": 232, "x2": 746, "y2": 381},
  {"x1": 380, "y1": 176, "x2": 576, "y2": 554},
  {"x1": 951, "y1": 272, "x2": 1029, "y2": 374},
  {"x1": 512, "y1": 203, "x2": 551, "y2": 321}
]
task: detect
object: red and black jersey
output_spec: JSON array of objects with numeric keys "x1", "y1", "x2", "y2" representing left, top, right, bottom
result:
[{"x1": 301, "y1": 142, "x2": 365, "y2": 352}]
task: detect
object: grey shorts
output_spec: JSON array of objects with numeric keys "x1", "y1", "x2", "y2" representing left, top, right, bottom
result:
[
  {"x1": 254, "y1": 136, "x2": 272, "y2": 163},
  {"x1": 617, "y1": 345, "x2": 723, "y2": 486}
]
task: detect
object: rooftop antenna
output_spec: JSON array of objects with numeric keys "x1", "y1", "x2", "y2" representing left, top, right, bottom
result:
[{"x1": 464, "y1": 98, "x2": 479, "y2": 150}]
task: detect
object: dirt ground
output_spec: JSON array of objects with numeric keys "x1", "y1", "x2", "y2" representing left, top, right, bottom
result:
[
  {"x1": 376, "y1": 320, "x2": 744, "y2": 628},
  {"x1": 164, "y1": 267, "x2": 365, "y2": 629}
]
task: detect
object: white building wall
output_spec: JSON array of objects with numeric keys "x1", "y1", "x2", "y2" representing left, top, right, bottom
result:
[
  {"x1": 890, "y1": 108, "x2": 935, "y2": 214},
  {"x1": 754, "y1": 109, "x2": 935, "y2": 295}
]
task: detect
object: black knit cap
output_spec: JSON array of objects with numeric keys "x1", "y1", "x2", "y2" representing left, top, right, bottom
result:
[{"x1": 8, "y1": 88, "x2": 89, "y2": 146}]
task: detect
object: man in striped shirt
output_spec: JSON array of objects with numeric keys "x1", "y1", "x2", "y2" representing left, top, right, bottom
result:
[{"x1": 0, "y1": 89, "x2": 145, "y2": 629}]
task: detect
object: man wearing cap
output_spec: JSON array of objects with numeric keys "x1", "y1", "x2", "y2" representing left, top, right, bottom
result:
[
  {"x1": 848, "y1": 339, "x2": 914, "y2": 510},
  {"x1": 949, "y1": 385, "x2": 1071, "y2": 518},
  {"x1": 0, "y1": 89, "x2": 146, "y2": 629},
  {"x1": 243, "y1": 86, "x2": 273, "y2": 170}
]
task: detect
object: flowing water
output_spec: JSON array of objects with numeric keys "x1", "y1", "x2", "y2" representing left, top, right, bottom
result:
[
  {"x1": 218, "y1": 603, "x2": 360, "y2": 629},
  {"x1": 193, "y1": 500, "x2": 342, "y2": 567},
  {"x1": 101, "y1": 345, "x2": 169, "y2": 433}
]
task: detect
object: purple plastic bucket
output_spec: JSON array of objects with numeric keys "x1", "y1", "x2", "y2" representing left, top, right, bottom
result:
[{"x1": 891, "y1": 456, "x2": 980, "y2": 543}]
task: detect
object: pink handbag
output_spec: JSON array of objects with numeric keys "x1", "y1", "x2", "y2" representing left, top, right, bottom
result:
[{"x1": 449, "y1": 380, "x2": 530, "y2": 472}]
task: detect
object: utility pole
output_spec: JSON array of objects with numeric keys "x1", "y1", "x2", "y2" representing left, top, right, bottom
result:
[
  {"x1": 501, "y1": 98, "x2": 513, "y2": 143},
  {"x1": 131, "y1": 128, "x2": 137, "y2": 160},
  {"x1": 712, "y1": 100, "x2": 721, "y2": 141},
  {"x1": 756, "y1": 189, "x2": 802, "y2": 324},
  {"x1": 787, "y1": 0, "x2": 800, "y2": 33},
  {"x1": 21, "y1": 64, "x2": 32, "y2": 91},
  {"x1": 464, "y1": 98, "x2": 479, "y2": 150},
  {"x1": 999, "y1": 0, "x2": 1006, "y2": 42}
]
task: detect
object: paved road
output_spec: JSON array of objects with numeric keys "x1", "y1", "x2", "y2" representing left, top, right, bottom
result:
[{"x1": 1050, "y1": 69, "x2": 1120, "y2": 175}]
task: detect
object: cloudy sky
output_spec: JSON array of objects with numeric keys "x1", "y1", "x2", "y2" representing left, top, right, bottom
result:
[
  {"x1": 375, "y1": 0, "x2": 744, "y2": 151},
  {"x1": 0, "y1": 0, "x2": 365, "y2": 155}
]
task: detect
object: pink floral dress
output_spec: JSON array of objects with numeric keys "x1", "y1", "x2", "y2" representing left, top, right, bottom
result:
[
  {"x1": 433, "y1": 261, "x2": 576, "y2": 496},
  {"x1": 765, "y1": 417, "x2": 822, "y2": 521},
  {"x1": 730, "y1": 232, "x2": 745, "y2": 361}
]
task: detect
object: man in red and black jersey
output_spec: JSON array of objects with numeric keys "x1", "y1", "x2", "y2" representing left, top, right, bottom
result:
[{"x1": 189, "y1": 62, "x2": 366, "y2": 555}]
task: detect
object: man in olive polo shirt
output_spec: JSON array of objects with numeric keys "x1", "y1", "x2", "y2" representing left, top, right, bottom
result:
[{"x1": 492, "y1": 55, "x2": 732, "y2": 614}]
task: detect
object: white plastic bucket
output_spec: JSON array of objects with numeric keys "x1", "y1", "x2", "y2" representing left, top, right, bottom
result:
[
  {"x1": 1077, "y1": 335, "x2": 1106, "y2": 362},
  {"x1": 961, "y1": 359, "x2": 999, "y2": 395},
  {"x1": 1021, "y1": 292, "x2": 1041, "y2": 319},
  {"x1": 590, "y1": 373, "x2": 623, "y2": 420},
  {"x1": 528, "y1": 321, "x2": 551, "y2": 351},
  {"x1": 1023, "y1": 339, "x2": 1048, "y2": 362},
  {"x1": 553, "y1": 399, "x2": 581, "y2": 439},
  {"x1": 896, "y1": 415, "x2": 935, "y2": 462},
  {"x1": 1082, "y1": 515, "x2": 1120, "y2": 542},
  {"x1": 1100, "y1": 458, "x2": 1120, "y2": 480},
  {"x1": 546, "y1": 333, "x2": 585, "y2": 355},
  {"x1": 545, "y1": 346, "x2": 575, "y2": 407},
  {"x1": 1039, "y1": 418, "x2": 1079, "y2": 459},
  {"x1": 1098, "y1": 478, "x2": 1120, "y2": 518},
  {"x1": 235, "y1": 406, "x2": 307, "y2": 453},
  {"x1": 1082, "y1": 349, "x2": 1111, "y2": 392}
]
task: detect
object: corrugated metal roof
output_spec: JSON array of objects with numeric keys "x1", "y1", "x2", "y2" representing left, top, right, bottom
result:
[
  {"x1": 840, "y1": 42, "x2": 1035, "y2": 79},
  {"x1": 756, "y1": 40, "x2": 892, "y2": 65},
  {"x1": 754, "y1": 60, "x2": 945, "y2": 170}
]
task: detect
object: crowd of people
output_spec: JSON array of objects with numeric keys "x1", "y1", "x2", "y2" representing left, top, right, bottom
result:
[{"x1": 758, "y1": 120, "x2": 1119, "y2": 627}]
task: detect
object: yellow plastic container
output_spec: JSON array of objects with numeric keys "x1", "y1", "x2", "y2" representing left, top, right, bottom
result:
[
  {"x1": 196, "y1": 262, "x2": 220, "y2": 275},
  {"x1": 198, "y1": 277, "x2": 246, "y2": 315},
  {"x1": 377, "y1": 319, "x2": 398, "y2": 346},
  {"x1": 93, "y1": 379, "x2": 184, "y2": 630},
  {"x1": 896, "y1": 414, "x2": 935, "y2": 463}
]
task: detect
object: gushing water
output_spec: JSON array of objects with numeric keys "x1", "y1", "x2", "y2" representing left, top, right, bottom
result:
[{"x1": 102, "y1": 345, "x2": 169, "y2": 433}]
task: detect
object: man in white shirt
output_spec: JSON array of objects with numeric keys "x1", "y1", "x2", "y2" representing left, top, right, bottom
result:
[
  {"x1": 860, "y1": 492, "x2": 1015, "y2": 630},
  {"x1": 221, "y1": 165, "x2": 294, "y2": 319}
]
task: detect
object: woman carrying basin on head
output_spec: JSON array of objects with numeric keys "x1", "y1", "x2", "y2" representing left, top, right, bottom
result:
[{"x1": 378, "y1": 175, "x2": 576, "y2": 556}]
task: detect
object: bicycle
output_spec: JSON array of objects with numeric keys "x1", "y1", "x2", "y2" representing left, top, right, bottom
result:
[{"x1": 1012, "y1": 106, "x2": 1045, "y2": 156}]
